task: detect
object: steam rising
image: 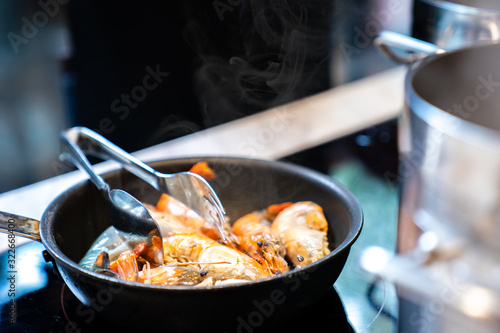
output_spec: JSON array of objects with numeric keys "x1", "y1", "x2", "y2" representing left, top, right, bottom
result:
[{"x1": 183, "y1": 1, "x2": 334, "y2": 127}]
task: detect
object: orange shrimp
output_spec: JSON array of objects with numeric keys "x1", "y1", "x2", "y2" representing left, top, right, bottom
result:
[
  {"x1": 162, "y1": 233, "x2": 271, "y2": 284},
  {"x1": 138, "y1": 263, "x2": 202, "y2": 286},
  {"x1": 189, "y1": 161, "x2": 217, "y2": 181},
  {"x1": 232, "y1": 212, "x2": 289, "y2": 275},
  {"x1": 264, "y1": 202, "x2": 293, "y2": 221},
  {"x1": 271, "y1": 201, "x2": 330, "y2": 268},
  {"x1": 132, "y1": 234, "x2": 164, "y2": 266},
  {"x1": 109, "y1": 251, "x2": 139, "y2": 282},
  {"x1": 152, "y1": 193, "x2": 219, "y2": 240}
]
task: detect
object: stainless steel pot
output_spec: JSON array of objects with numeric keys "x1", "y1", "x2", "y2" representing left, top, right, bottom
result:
[
  {"x1": 377, "y1": 32, "x2": 500, "y2": 253},
  {"x1": 374, "y1": 32, "x2": 500, "y2": 332}
]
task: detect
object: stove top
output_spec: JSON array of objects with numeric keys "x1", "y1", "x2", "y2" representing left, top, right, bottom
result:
[{"x1": 0, "y1": 242, "x2": 354, "y2": 333}]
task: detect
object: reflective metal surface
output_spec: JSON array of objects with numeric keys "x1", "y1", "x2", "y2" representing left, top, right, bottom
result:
[
  {"x1": 0, "y1": 212, "x2": 41, "y2": 242},
  {"x1": 413, "y1": 0, "x2": 500, "y2": 49},
  {"x1": 395, "y1": 35, "x2": 500, "y2": 333},
  {"x1": 401, "y1": 42, "x2": 500, "y2": 256}
]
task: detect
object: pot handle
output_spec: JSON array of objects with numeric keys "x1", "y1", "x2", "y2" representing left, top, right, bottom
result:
[
  {"x1": 374, "y1": 30, "x2": 446, "y2": 65},
  {"x1": 0, "y1": 211, "x2": 41, "y2": 242}
]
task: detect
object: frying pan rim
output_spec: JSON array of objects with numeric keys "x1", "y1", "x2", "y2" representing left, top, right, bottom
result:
[{"x1": 40, "y1": 156, "x2": 363, "y2": 292}]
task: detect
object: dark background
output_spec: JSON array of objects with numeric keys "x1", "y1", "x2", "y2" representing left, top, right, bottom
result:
[
  {"x1": 0, "y1": 0, "x2": 408, "y2": 192},
  {"x1": 65, "y1": 1, "x2": 337, "y2": 151}
]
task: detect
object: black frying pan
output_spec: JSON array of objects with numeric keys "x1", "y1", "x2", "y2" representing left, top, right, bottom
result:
[{"x1": 0, "y1": 157, "x2": 363, "y2": 331}]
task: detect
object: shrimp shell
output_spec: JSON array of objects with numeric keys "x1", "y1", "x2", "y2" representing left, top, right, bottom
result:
[
  {"x1": 232, "y1": 212, "x2": 289, "y2": 275},
  {"x1": 162, "y1": 233, "x2": 271, "y2": 283},
  {"x1": 149, "y1": 193, "x2": 219, "y2": 240},
  {"x1": 109, "y1": 251, "x2": 139, "y2": 282},
  {"x1": 188, "y1": 161, "x2": 217, "y2": 181},
  {"x1": 271, "y1": 201, "x2": 330, "y2": 268},
  {"x1": 138, "y1": 263, "x2": 202, "y2": 286}
]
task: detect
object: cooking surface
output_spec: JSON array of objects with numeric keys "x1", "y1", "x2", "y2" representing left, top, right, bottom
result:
[{"x1": 1, "y1": 242, "x2": 355, "y2": 333}]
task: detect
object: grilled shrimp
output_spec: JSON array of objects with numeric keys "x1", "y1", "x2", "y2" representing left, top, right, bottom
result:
[
  {"x1": 162, "y1": 233, "x2": 271, "y2": 283},
  {"x1": 263, "y1": 202, "x2": 293, "y2": 221},
  {"x1": 149, "y1": 193, "x2": 220, "y2": 240},
  {"x1": 189, "y1": 161, "x2": 217, "y2": 181},
  {"x1": 271, "y1": 201, "x2": 330, "y2": 268},
  {"x1": 138, "y1": 263, "x2": 202, "y2": 285},
  {"x1": 232, "y1": 212, "x2": 289, "y2": 275},
  {"x1": 109, "y1": 251, "x2": 139, "y2": 282},
  {"x1": 143, "y1": 162, "x2": 219, "y2": 239}
]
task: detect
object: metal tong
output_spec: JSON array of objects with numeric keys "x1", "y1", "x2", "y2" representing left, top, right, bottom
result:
[{"x1": 63, "y1": 127, "x2": 227, "y2": 241}]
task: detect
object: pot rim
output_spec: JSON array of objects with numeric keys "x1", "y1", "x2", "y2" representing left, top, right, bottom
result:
[
  {"x1": 420, "y1": 0, "x2": 500, "y2": 15},
  {"x1": 406, "y1": 41, "x2": 500, "y2": 151},
  {"x1": 39, "y1": 156, "x2": 363, "y2": 292}
]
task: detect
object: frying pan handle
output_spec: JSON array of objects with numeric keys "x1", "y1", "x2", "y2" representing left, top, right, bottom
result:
[
  {"x1": 0, "y1": 211, "x2": 41, "y2": 242},
  {"x1": 374, "y1": 30, "x2": 446, "y2": 65}
]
